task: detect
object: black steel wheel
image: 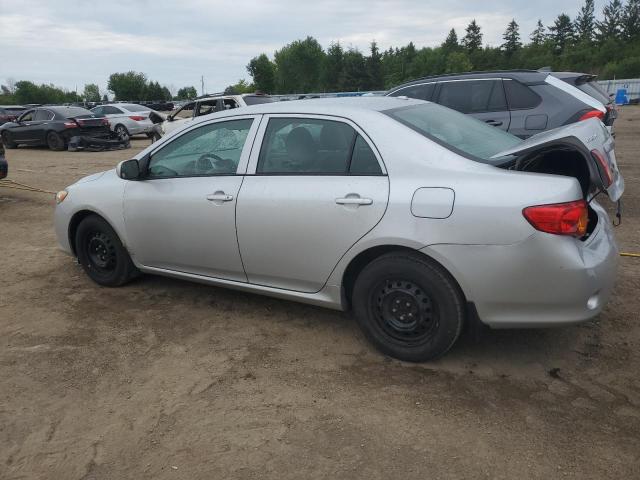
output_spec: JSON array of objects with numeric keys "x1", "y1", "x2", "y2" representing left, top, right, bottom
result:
[
  {"x1": 371, "y1": 279, "x2": 439, "y2": 346},
  {"x1": 75, "y1": 214, "x2": 138, "y2": 287},
  {"x1": 352, "y1": 251, "x2": 464, "y2": 362}
]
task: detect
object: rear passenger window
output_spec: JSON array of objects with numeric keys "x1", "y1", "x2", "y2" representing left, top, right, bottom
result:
[
  {"x1": 350, "y1": 135, "x2": 382, "y2": 174},
  {"x1": 389, "y1": 83, "x2": 435, "y2": 101},
  {"x1": 503, "y1": 79, "x2": 542, "y2": 110},
  {"x1": 437, "y1": 80, "x2": 506, "y2": 114},
  {"x1": 257, "y1": 118, "x2": 382, "y2": 175}
]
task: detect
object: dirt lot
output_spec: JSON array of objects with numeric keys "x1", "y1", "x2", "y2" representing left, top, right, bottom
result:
[{"x1": 1, "y1": 109, "x2": 639, "y2": 480}]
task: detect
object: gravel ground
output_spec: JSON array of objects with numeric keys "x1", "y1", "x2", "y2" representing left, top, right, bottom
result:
[{"x1": 1, "y1": 109, "x2": 639, "y2": 480}]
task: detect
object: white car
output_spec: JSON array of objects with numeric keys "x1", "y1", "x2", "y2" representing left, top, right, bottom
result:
[
  {"x1": 91, "y1": 103, "x2": 161, "y2": 138},
  {"x1": 162, "y1": 93, "x2": 274, "y2": 135}
]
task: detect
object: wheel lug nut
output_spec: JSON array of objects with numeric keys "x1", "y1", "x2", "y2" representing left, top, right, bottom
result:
[
  {"x1": 392, "y1": 308, "x2": 397, "y2": 313},
  {"x1": 406, "y1": 302, "x2": 411, "y2": 307}
]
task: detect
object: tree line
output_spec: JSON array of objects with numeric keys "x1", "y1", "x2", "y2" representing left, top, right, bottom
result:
[
  {"x1": 0, "y1": 72, "x2": 197, "y2": 106},
  {"x1": 242, "y1": 0, "x2": 640, "y2": 94}
]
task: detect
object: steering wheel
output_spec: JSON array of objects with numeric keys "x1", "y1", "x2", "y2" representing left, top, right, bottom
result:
[{"x1": 196, "y1": 153, "x2": 234, "y2": 173}]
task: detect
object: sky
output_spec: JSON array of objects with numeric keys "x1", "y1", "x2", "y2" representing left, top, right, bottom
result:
[{"x1": 0, "y1": 0, "x2": 608, "y2": 95}]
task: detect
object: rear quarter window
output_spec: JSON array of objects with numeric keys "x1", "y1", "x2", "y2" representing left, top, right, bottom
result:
[
  {"x1": 577, "y1": 81, "x2": 611, "y2": 105},
  {"x1": 504, "y1": 79, "x2": 542, "y2": 110},
  {"x1": 388, "y1": 83, "x2": 435, "y2": 101}
]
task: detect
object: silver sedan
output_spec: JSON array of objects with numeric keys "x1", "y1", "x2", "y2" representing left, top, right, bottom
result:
[{"x1": 54, "y1": 97, "x2": 624, "y2": 361}]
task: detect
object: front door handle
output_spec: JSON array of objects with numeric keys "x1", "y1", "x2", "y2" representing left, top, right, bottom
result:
[
  {"x1": 206, "y1": 192, "x2": 233, "y2": 202},
  {"x1": 485, "y1": 120, "x2": 503, "y2": 127},
  {"x1": 336, "y1": 195, "x2": 373, "y2": 206}
]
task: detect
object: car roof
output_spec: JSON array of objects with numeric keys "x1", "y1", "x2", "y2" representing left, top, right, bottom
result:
[
  {"x1": 46, "y1": 106, "x2": 92, "y2": 114},
  {"x1": 199, "y1": 96, "x2": 425, "y2": 119},
  {"x1": 388, "y1": 69, "x2": 554, "y2": 91},
  {"x1": 0, "y1": 105, "x2": 26, "y2": 109}
]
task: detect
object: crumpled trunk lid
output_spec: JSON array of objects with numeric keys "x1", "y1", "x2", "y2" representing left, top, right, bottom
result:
[{"x1": 493, "y1": 118, "x2": 624, "y2": 202}]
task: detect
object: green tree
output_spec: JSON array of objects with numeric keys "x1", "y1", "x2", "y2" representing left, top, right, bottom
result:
[
  {"x1": 445, "y1": 52, "x2": 472, "y2": 73},
  {"x1": 247, "y1": 54, "x2": 276, "y2": 93},
  {"x1": 322, "y1": 42, "x2": 344, "y2": 91},
  {"x1": 548, "y1": 13, "x2": 575, "y2": 53},
  {"x1": 622, "y1": 0, "x2": 640, "y2": 40},
  {"x1": 501, "y1": 19, "x2": 522, "y2": 55},
  {"x1": 530, "y1": 19, "x2": 547, "y2": 46},
  {"x1": 83, "y1": 83, "x2": 100, "y2": 102},
  {"x1": 224, "y1": 79, "x2": 254, "y2": 95},
  {"x1": 108, "y1": 71, "x2": 148, "y2": 100},
  {"x1": 342, "y1": 48, "x2": 368, "y2": 91},
  {"x1": 462, "y1": 20, "x2": 483, "y2": 52},
  {"x1": 442, "y1": 28, "x2": 460, "y2": 53},
  {"x1": 575, "y1": 0, "x2": 596, "y2": 42},
  {"x1": 176, "y1": 86, "x2": 197, "y2": 100},
  {"x1": 273, "y1": 36, "x2": 325, "y2": 93},
  {"x1": 367, "y1": 41, "x2": 384, "y2": 90},
  {"x1": 597, "y1": 0, "x2": 624, "y2": 42}
]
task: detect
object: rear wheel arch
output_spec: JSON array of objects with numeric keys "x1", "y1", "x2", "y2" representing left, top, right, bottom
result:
[{"x1": 342, "y1": 245, "x2": 467, "y2": 309}]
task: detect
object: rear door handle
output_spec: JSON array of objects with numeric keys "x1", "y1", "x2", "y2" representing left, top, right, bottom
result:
[
  {"x1": 206, "y1": 192, "x2": 234, "y2": 202},
  {"x1": 485, "y1": 120, "x2": 503, "y2": 127},
  {"x1": 336, "y1": 196, "x2": 373, "y2": 206}
]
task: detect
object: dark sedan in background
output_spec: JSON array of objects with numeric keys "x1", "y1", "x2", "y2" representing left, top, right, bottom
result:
[{"x1": 0, "y1": 106, "x2": 111, "y2": 151}]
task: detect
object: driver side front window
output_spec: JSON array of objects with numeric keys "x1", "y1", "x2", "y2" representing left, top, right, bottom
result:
[{"x1": 148, "y1": 118, "x2": 253, "y2": 178}]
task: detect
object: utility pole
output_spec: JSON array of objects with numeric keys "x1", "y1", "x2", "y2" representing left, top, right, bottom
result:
[{"x1": 201, "y1": 76, "x2": 204, "y2": 96}]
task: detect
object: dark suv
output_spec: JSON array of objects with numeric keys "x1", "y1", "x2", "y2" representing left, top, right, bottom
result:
[{"x1": 386, "y1": 70, "x2": 616, "y2": 138}]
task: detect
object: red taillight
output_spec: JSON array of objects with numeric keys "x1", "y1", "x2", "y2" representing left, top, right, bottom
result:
[
  {"x1": 591, "y1": 149, "x2": 612, "y2": 187},
  {"x1": 63, "y1": 121, "x2": 77, "y2": 129},
  {"x1": 129, "y1": 115, "x2": 145, "y2": 121},
  {"x1": 579, "y1": 109, "x2": 605, "y2": 121},
  {"x1": 101, "y1": 118, "x2": 110, "y2": 126},
  {"x1": 523, "y1": 200, "x2": 589, "y2": 237}
]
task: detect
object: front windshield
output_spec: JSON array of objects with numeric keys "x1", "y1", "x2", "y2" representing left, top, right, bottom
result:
[{"x1": 384, "y1": 103, "x2": 522, "y2": 162}]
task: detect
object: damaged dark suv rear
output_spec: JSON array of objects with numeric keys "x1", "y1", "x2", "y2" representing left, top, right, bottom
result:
[{"x1": 0, "y1": 106, "x2": 111, "y2": 151}]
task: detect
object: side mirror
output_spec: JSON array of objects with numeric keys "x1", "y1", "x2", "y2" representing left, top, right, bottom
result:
[{"x1": 117, "y1": 159, "x2": 141, "y2": 180}]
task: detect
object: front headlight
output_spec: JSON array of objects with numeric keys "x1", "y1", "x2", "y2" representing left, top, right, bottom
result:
[{"x1": 55, "y1": 190, "x2": 68, "y2": 204}]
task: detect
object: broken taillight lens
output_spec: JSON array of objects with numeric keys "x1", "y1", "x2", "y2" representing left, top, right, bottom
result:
[
  {"x1": 523, "y1": 200, "x2": 589, "y2": 237},
  {"x1": 579, "y1": 109, "x2": 605, "y2": 121},
  {"x1": 591, "y1": 149, "x2": 613, "y2": 187}
]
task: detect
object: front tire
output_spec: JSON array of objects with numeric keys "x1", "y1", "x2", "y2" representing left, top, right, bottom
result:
[
  {"x1": 114, "y1": 124, "x2": 130, "y2": 141},
  {"x1": 2, "y1": 131, "x2": 17, "y2": 149},
  {"x1": 46, "y1": 131, "x2": 65, "y2": 151},
  {"x1": 75, "y1": 215, "x2": 138, "y2": 287},
  {"x1": 352, "y1": 252, "x2": 465, "y2": 362}
]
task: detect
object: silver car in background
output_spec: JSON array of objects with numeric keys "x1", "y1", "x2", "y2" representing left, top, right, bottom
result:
[
  {"x1": 90, "y1": 103, "x2": 160, "y2": 138},
  {"x1": 54, "y1": 97, "x2": 623, "y2": 361}
]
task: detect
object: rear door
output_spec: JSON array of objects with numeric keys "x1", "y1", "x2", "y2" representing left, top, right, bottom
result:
[
  {"x1": 236, "y1": 115, "x2": 389, "y2": 293},
  {"x1": 435, "y1": 79, "x2": 511, "y2": 131}
]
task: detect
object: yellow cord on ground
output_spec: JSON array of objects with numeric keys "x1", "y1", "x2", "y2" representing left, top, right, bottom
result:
[
  {"x1": 0, "y1": 179, "x2": 56, "y2": 195},
  {"x1": 621, "y1": 252, "x2": 640, "y2": 258}
]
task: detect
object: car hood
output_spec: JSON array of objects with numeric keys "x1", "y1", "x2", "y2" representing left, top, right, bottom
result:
[{"x1": 74, "y1": 171, "x2": 107, "y2": 185}]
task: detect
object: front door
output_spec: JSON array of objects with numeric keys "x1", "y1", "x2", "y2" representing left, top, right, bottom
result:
[
  {"x1": 236, "y1": 115, "x2": 389, "y2": 293},
  {"x1": 10, "y1": 110, "x2": 44, "y2": 144},
  {"x1": 123, "y1": 116, "x2": 260, "y2": 281}
]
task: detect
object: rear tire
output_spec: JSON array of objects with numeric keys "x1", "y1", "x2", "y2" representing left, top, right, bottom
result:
[
  {"x1": 75, "y1": 215, "x2": 138, "y2": 287},
  {"x1": 2, "y1": 131, "x2": 17, "y2": 149},
  {"x1": 46, "y1": 131, "x2": 65, "y2": 151},
  {"x1": 352, "y1": 251, "x2": 464, "y2": 362}
]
